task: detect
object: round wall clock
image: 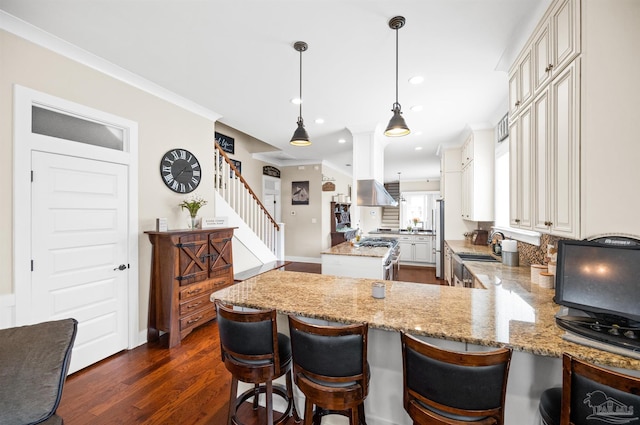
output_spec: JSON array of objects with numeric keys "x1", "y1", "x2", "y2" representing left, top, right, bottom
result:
[{"x1": 160, "y1": 148, "x2": 202, "y2": 193}]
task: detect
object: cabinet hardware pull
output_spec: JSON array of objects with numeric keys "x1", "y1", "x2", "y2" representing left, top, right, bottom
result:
[
  {"x1": 545, "y1": 63, "x2": 554, "y2": 72},
  {"x1": 187, "y1": 288, "x2": 203, "y2": 296},
  {"x1": 515, "y1": 100, "x2": 521, "y2": 107},
  {"x1": 515, "y1": 218, "x2": 521, "y2": 223},
  {"x1": 186, "y1": 302, "x2": 203, "y2": 309},
  {"x1": 187, "y1": 316, "x2": 203, "y2": 324}
]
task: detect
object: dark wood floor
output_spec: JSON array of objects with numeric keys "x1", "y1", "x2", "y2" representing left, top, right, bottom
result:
[{"x1": 57, "y1": 263, "x2": 441, "y2": 424}]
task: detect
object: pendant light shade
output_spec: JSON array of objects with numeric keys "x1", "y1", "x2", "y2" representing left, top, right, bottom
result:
[
  {"x1": 384, "y1": 16, "x2": 410, "y2": 137},
  {"x1": 290, "y1": 41, "x2": 311, "y2": 146}
]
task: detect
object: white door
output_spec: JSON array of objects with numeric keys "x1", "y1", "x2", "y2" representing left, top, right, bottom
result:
[{"x1": 31, "y1": 151, "x2": 129, "y2": 373}]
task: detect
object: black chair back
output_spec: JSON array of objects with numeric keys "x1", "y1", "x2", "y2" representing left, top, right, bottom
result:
[
  {"x1": 215, "y1": 300, "x2": 282, "y2": 378},
  {"x1": 401, "y1": 332, "x2": 512, "y2": 425},
  {"x1": 561, "y1": 353, "x2": 640, "y2": 425}
]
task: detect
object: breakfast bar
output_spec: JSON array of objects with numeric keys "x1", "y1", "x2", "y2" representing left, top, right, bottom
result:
[{"x1": 211, "y1": 269, "x2": 640, "y2": 424}]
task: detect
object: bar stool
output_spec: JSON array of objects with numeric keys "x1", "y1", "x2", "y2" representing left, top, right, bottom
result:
[
  {"x1": 288, "y1": 315, "x2": 369, "y2": 425},
  {"x1": 539, "y1": 353, "x2": 640, "y2": 425},
  {"x1": 401, "y1": 332, "x2": 512, "y2": 425},
  {"x1": 214, "y1": 300, "x2": 297, "y2": 425}
]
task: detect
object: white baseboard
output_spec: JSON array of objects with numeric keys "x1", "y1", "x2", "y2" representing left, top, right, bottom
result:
[
  {"x1": 285, "y1": 256, "x2": 321, "y2": 264},
  {"x1": 0, "y1": 293, "x2": 16, "y2": 329}
]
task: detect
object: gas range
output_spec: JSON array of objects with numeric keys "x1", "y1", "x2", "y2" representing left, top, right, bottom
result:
[{"x1": 357, "y1": 238, "x2": 398, "y2": 248}]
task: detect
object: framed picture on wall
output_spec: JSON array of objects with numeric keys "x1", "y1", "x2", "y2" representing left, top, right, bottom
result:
[
  {"x1": 215, "y1": 132, "x2": 235, "y2": 154},
  {"x1": 292, "y1": 181, "x2": 310, "y2": 205}
]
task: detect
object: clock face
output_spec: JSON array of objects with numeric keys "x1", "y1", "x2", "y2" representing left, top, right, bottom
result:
[{"x1": 160, "y1": 148, "x2": 201, "y2": 193}]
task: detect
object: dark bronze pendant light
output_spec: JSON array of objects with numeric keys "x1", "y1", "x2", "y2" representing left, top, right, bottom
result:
[
  {"x1": 290, "y1": 41, "x2": 311, "y2": 146},
  {"x1": 384, "y1": 16, "x2": 410, "y2": 137}
]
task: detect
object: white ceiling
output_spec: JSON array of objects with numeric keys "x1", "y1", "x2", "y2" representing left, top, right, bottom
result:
[{"x1": 0, "y1": 0, "x2": 549, "y2": 182}]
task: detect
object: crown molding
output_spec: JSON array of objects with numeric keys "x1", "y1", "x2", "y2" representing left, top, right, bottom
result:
[{"x1": 0, "y1": 10, "x2": 222, "y2": 122}]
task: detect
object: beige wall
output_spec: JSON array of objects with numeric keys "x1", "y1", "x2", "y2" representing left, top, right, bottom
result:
[
  {"x1": 400, "y1": 180, "x2": 441, "y2": 193},
  {"x1": 281, "y1": 164, "x2": 323, "y2": 260},
  {"x1": 0, "y1": 31, "x2": 220, "y2": 331}
]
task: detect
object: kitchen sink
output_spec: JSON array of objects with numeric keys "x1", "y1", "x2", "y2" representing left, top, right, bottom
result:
[{"x1": 456, "y1": 253, "x2": 500, "y2": 262}]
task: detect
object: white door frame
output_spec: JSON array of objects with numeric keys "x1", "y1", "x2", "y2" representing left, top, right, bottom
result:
[{"x1": 13, "y1": 85, "x2": 139, "y2": 350}]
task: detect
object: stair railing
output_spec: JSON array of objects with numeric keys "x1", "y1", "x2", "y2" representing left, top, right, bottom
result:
[{"x1": 214, "y1": 143, "x2": 281, "y2": 255}]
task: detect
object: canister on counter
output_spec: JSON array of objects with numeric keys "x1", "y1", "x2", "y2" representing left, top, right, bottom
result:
[
  {"x1": 539, "y1": 272, "x2": 555, "y2": 289},
  {"x1": 530, "y1": 264, "x2": 548, "y2": 284}
]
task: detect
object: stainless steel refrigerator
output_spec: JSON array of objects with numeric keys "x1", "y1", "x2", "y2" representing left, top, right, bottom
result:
[{"x1": 435, "y1": 199, "x2": 445, "y2": 278}]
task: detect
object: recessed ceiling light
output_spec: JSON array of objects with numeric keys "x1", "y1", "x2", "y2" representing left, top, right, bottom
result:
[
  {"x1": 409, "y1": 76, "x2": 424, "y2": 84},
  {"x1": 315, "y1": 118, "x2": 325, "y2": 124},
  {"x1": 415, "y1": 146, "x2": 423, "y2": 151},
  {"x1": 290, "y1": 97, "x2": 302, "y2": 105},
  {"x1": 410, "y1": 105, "x2": 423, "y2": 112},
  {"x1": 338, "y1": 138, "x2": 346, "y2": 144}
]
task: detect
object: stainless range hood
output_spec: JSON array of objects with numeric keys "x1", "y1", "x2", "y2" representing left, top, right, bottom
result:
[{"x1": 357, "y1": 179, "x2": 399, "y2": 207}]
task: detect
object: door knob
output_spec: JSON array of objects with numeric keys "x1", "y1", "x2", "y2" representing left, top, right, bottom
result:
[{"x1": 114, "y1": 264, "x2": 127, "y2": 271}]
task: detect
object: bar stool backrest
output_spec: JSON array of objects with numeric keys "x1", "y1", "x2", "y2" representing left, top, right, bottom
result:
[
  {"x1": 561, "y1": 353, "x2": 640, "y2": 425},
  {"x1": 401, "y1": 332, "x2": 512, "y2": 425},
  {"x1": 215, "y1": 301, "x2": 281, "y2": 380},
  {"x1": 288, "y1": 316, "x2": 368, "y2": 390}
]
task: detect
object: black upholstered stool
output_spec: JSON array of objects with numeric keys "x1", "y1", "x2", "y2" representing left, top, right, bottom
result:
[
  {"x1": 539, "y1": 386, "x2": 561, "y2": 425},
  {"x1": 401, "y1": 332, "x2": 513, "y2": 425},
  {"x1": 215, "y1": 300, "x2": 298, "y2": 425},
  {"x1": 288, "y1": 315, "x2": 369, "y2": 425},
  {"x1": 538, "y1": 353, "x2": 640, "y2": 425}
]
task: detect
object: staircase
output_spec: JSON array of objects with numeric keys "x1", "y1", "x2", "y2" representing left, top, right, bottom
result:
[
  {"x1": 214, "y1": 144, "x2": 283, "y2": 265},
  {"x1": 381, "y1": 182, "x2": 401, "y2": 229}
]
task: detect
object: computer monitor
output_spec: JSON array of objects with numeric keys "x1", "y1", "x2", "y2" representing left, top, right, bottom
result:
[{"x1": 555, "y1": 237, "x2": 640, "y2": 325}]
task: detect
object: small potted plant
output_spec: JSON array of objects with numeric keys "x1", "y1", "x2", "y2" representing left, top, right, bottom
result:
[{"x1": 179, "y1": 194, "x2": 207, "y2": 229}]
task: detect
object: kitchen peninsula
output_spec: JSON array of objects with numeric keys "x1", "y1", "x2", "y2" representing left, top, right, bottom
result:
[{"x1": 211, "y1": 265, "x2": 640, "y2": 424}]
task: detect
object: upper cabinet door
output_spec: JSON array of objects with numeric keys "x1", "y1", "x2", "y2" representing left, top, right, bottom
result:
[
  {"x1": 551, "y1": 0, "x2": 581, "y2": 78},
  {"x1": 533, "y1": 23, "x2": 552, "y2": 93}
]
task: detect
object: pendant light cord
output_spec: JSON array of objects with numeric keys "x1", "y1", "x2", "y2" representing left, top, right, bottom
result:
[
  {"x1": 395, "y1": 25, "x2": 399, "y2": 106},
  {"x1": 299, "y1": 48, "x2": 303, "y2": 120}
]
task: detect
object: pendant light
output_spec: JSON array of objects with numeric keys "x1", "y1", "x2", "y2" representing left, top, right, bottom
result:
[
  {"x1": 290, "y1": 41, "x2": 311, "y2": 146},
  {"x1": 384, "y1": 16, "x2": 410, "y2": 137}
]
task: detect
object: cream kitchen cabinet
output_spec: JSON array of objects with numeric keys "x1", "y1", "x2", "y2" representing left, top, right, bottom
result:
[
  {"x1": 508, "y1": 47, "x2": 532, "y2": 119},
  {"x1": 509, "y1": 0, "x2": 580, "y2": 118},
  {"x1": 533, "y1": 0, "x2": 580, "y2": 93},
  {"x1": 399, "y1": 235, "x2": 434, "y2": 264},
  {"x1": 510, "y1": 61, "x2": 579, "y2": 238},
  {"x1": 533, "y1": 61, "x2": 580, "y2": 238},
  {"x1": 509, "y1": 104, "x2": 533, "y2": 230},
  {"x1": 461, "y1": 130, "x2": 494, "y2": 222},
  {"x1": 509, "y1": 0, "x2": 640, "y2": 239}
]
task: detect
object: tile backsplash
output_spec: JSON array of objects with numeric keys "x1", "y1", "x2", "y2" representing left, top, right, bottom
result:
[{"x1": 517, "y1": 234, "x2": 567, "y2": 266}]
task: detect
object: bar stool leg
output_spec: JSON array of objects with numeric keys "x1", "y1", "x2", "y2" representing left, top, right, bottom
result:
[
  {"x1": 228, "y1": 377, "x2": 238, "y2": 425},
  {"x1": 286, "y1": 370, "x2": 302, "y2": 423},
  {"x1": 350, "y1": 407, "x2": 358, "y2": 425}
]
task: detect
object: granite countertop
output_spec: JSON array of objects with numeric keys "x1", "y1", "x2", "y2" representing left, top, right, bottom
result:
[
  {"x1": 321, "y1": 241, "x2": 391, "y2": 258},
  {"x1": 212, "y1": 245, "x2": 640, "y2": 370}
]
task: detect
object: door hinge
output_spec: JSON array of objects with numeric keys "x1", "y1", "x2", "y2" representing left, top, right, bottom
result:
[
  {"x1": 31, "y1": 170, "x2": 34, "y2": 182},
  {"x1": 31, "y1": 260, "x2": 34, "y2": 271}
]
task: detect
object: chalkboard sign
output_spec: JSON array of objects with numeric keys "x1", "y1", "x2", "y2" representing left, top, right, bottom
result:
[
  {"x1": 215, "y1": 132, "x2": 235, "y2": 154},
  {"x1": 263, "y1": 166, "x2": 281, "y2": 178}
]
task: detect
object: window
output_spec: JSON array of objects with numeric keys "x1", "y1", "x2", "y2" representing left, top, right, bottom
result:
[{"x1": 401, "y1": 192, "x2": 438, "y2": 230}]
